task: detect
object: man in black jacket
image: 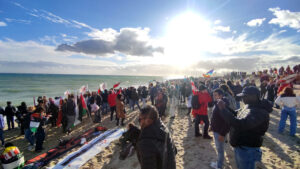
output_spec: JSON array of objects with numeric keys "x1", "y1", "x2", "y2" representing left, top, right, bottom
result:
[
  {"x1": 137, "y1": 105, "x2": 176, "y2": 169},
  {"x1": 66, "y1": 95, "x2": 76, "y2": 134},
  {"x1": 5, "y1": 101, "x2": 16, "y2": 130},
  {"x1": 217, "y1": 86, "x2": 272, "y2": 169},
  {"x1": 210, "y1": 89, "x2": 230, "y2": 169}
]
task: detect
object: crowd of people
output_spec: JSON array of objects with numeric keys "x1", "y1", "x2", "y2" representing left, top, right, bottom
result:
[{"x1": 0, "y1": 64, "x2": 299, "y2": 169}]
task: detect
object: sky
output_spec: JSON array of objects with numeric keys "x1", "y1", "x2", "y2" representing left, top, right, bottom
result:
[{"x1": 0, "y1": 0, "x2": 300, "y2": 76}]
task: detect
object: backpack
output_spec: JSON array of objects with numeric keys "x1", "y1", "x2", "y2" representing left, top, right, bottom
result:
[{"x1": 191, "y1": 94, "x2": 201, "y2": 109}]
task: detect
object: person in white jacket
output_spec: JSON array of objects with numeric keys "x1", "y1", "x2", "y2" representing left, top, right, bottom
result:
[{"x1": 275, "y1": 87, "x2": 300, "y2": 136}]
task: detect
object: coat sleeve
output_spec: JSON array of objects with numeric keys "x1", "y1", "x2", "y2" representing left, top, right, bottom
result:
[
  {"x1": 274, "y1": 96, "x2": 281, "y2": 106},
  {"x1": 138, "y1": 140, "x2": 158, "y2": 169},
  {"x1": 220, "y1": 108, "x2": 267, "y2": 131}
]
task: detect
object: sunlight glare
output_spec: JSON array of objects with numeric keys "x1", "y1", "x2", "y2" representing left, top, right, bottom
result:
[{"x1": 164, "y1": 12, "x2": 213, "y2": 67}]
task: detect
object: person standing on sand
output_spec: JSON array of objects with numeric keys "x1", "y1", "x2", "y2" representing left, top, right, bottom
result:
[
  {"x1": 192, "y1": 85, "x2": 212, "y2": 139},
  {"x1": 116, "y1": 94, "x2": 125, "y2": 126},
  {"x1": 4, "y1": 101, "x2": 16, "y2": 130},
  {"x1": 275, "y1": 87, "x2": 300, "y2": 137},
  {"x1": 210, "y1": 89, "x2": 230, "y2": 169},
  {"x1": 65, "y1": 95, "x2": 76, "y2": 134},
  {"x1": 108, "y1": 89, "x2": 117, "y2": 121},
  {"x1": 136, "y1": 105, "x2": 177, "y2": 169},
  {"x1": 24, "y1": 106, "x2": 35, "y2": 151},
  {"x1": 31, "y1": 107, "x2": 48, "y2": 152},
  {"x1": 101, "y1": 90, "x2": 109, "y2": 115},
  {"x1": 0, "y1": 110, "x2": 5, "y2": 146},
  {"x1": 217, "y1": 86, "x2": 272, "y2": 169}
]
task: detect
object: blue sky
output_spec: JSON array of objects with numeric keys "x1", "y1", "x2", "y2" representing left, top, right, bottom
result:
[{"x1": 0, "y1": 0, "x2": 300, "y2": 76}]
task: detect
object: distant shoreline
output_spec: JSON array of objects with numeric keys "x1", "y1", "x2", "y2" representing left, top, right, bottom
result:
[{"x1": 0, "y1": 72, "x2": 165, "y2": 78}]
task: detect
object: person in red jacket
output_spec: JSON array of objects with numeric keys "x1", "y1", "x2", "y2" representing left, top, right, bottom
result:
[
  {"x1": 192, "y1": 85, "x2": 212, "y2": 139},
  {"x1": 108, "y1": 89, "x2": 118, "y2": 121}
]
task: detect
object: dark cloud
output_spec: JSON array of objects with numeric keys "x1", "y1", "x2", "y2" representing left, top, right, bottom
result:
[
  {"x1": 56, "y1": 28, "x2": 164, "y2": 57},
  {"x1": 270, "y1": 56, "x2": 300, "y2": 64},
  {"x1": 193, "y1": 57, "x2": 259, "y2": 71}
]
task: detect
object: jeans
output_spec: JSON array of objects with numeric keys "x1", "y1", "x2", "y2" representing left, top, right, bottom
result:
[
  {"x1": 213, "y1": 132, "x2": 225, "y2": 168},
  {"x1": 130, "y1": 100, "x2": 141, "y2": 111},
  {"x1": 101, "y1": 102, "x2": 109, "y2": 115},
  {"x1": 25, "y1": 128, "x2": 35, "y2": 146},
  {"x1": 278, "y1": 106, "x2": 297, "y2": 136},
  {"x1": 194, "y1": 114, "x2": 209, "y2": 136},
  {"x1": 0, "y1": 129, "x2": 4, "y2": 146},
  {"x1": 234, "y1": 146, "x2": 262, "y2": 169}
]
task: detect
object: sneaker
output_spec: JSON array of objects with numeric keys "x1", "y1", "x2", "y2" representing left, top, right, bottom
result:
[
  {"x1": 28, "y1": 145, "x2": 34, "y2": 151},
  {"x1": 203, "y1": 135, "x2": 212, "y2": 139},
  {"x1": 210, "y1": 161, "x2": 220, "y2": 169}
]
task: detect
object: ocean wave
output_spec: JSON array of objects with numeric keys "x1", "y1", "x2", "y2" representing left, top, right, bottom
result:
[{"x1": 1, "y1": 89, "x2": 23, "y2": 93}]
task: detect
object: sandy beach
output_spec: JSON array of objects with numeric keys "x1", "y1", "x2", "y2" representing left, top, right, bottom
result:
[{"x1": 1, "y1": 101, "x2": 299, "y2": 169}]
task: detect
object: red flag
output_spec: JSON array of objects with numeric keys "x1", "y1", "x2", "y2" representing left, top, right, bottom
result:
[
  {"x1": 113, "y1": 82, "x2": 120, "y2": 89},
  {"x1": 191, "y1": 81, "x2": 198, "y2": 95},
  {"x1": 98, "y1": 88, "x2": 101, "y2": 94},
  {"x1": 80, "y1": 94, "x2": 87, "y2": 109}
]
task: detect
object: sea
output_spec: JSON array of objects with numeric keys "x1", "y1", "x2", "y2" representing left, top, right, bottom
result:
[{"x1": 0, "y1": 73, "x2": 165, "y2": 107}]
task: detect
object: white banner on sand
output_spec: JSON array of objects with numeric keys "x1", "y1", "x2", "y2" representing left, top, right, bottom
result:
[{"x1": 53, "y1": 128, "x2": 125, "y2": 169}]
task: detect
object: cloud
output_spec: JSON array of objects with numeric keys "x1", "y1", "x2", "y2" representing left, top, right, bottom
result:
[
  {"x1": 193, "y1": 57, "x2": 259, "y2": 71},
  {"x1": 269, "y1": 7, "x2": 300, "y2": 31},
  {"x1": 5, "y1": 18, "x2": 31, "y2": 24},
  {"x1": 0, "y1": 21, "x2": 7, "y2": 27},
  {"x1": 56, "y1": 28, "x2": 164, "y2": 56},
  {"x1": 247, "y1": 18, "x2": 266, "y2": 27},
  {"x1": 270, "y1": 56, "x2": 300, "y2": 64},
  {"x1": 214, "y1": 20, "x2": 221, "y2": 25},
  {"x1": 213, "y1": 26, "x2": 231, "y2": 32}
]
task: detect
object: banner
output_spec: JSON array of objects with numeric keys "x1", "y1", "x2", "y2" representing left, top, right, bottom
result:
[{"x1": 53, "y1": 128, "x2": 125, "y2": 169}]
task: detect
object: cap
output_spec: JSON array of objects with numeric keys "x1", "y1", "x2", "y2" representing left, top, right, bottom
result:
[{"x1": 237, "y1": 86, "x2": 260, "y2": 97}]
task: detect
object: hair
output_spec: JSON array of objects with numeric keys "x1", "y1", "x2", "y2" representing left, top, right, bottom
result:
[
  {"x1": 69, "y1": 94, "x2": 74, "y2": 99},
  {"x1": 140, "y1": 105, "x2": 158, "y2": 121},
  {"x1": 220, "y1": 84, "x2": 234, "y2": 96},
  {"x1": 213, "y1": 88, "x2": 224, "y2": 96},
  {"x1": 282, "y1": 87, "x2": 296, "y2": 97},
  {"x1": 198, "y1": 84, "x2": 206, "y2": 91},
  {"x1": 7, "y1": 101, "x2": 11, "y2": 105}
]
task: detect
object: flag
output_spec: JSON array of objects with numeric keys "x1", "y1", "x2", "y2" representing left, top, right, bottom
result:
[
  {"x1": 113, "y1": 82, "x2": 121, "y2": 89},
  {"x1": 79, "y1": 94, "x2": 88, "y2": 116},
  {"x1": 64, "y1": 90, "x2": 70, "y2": 96},
  {"x1": 80, "y1": 86, "x2": 87, "y2": 94},
  {"x1": 203, "y1": 69, "x2": 214, "y2": 78},
  {"x1": 80, "y1": 94, "x2": 87, "y2": 109},
  {"x1": 100, "y1": 83, "x2": 106, "y2": 91},
  {"x1": 98, "y1": 88, "x2": 101, "y2": 94},
  {"x1": 191, "y1": 81, "x2": 198, "y2": 94}
]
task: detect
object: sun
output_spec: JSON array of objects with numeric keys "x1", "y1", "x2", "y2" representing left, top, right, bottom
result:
[{"x1": 163, "y1": 11, "x2": 213, "y2": 67}]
